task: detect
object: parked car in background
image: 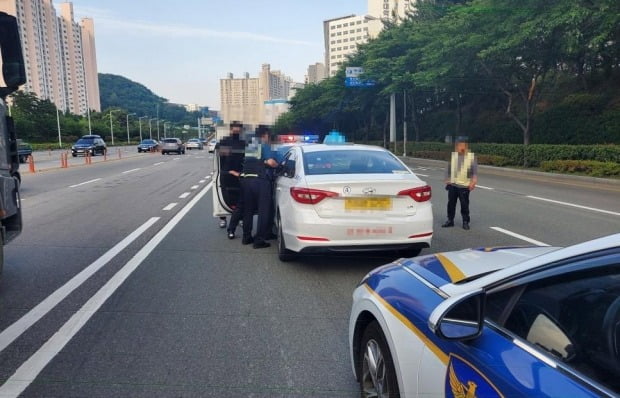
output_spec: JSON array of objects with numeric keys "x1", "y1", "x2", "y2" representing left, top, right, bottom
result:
[
  {"x1": 161, "y1": 138, "x2": 185, "y2": 155},
  {"x1": 199, "y1": 137, "x2": 207, "y2": 146},
  {"x1": 207, "y1": 139, "x2": 217, "y2": 153},
  {"x1": 71, "y1": 135, "x2": 106, "y2": 157},
  {"x1": 186, "y1": 138, "x2": 204, "y2": 150},
  {"x1": 17, "y1": 141, "x2": 32, "y2": 163},
  {"x1": 137, "y1": 139, "x2": 159, "y2": 153}
]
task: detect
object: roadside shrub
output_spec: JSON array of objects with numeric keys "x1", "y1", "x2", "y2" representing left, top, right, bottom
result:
[
  {"x1": 477, "y1": 155, "x2": 510, "y2": 167},
  {"x1": 540, "y1": 160, "x2": 620, "y2": 177},
  {"x1": 411, "y1": 151, "x2": 450, "y2": 161}
]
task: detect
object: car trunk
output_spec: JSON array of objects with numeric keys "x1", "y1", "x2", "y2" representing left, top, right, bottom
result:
[{"x1": 303, "y1": 174, "x2": 427, "y2": 219}]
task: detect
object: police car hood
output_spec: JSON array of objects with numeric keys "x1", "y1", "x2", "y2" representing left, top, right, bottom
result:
[{"x1": 403, "y1": 246, "x2": 559, "y2": 291}]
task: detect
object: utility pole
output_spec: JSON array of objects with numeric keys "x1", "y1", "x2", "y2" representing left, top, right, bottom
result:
[
  {"x1": 56, "y1": 107, "x2": 62, "y2": 148},
  {"x1": 138, "y1": 116, "x2": 148, "y2": 142},
  {"x1": 156, "y1": 104, "x2": 160, "y2": 140},
  {"x1": 403, "y1": 89, "x2": 407, "y2": 157},
  {"x1": 109, "y1": 110, "x2": 116, "y2": 145},
  {"x1": 389, "y1": 93, "x2": 396, "y2": 144}
]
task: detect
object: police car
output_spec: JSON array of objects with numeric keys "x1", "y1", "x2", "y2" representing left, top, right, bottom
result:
[
  {"x1": 349, "y1": 234, "x2": 620, "y2": 397},
  {"x1": 275, "y1": 132, "x2": 433, "y2": 261}
]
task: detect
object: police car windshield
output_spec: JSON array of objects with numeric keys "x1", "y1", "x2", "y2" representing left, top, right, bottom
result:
[{"x1": 303, "y1": 150, "x2": 409, "y2": 175}]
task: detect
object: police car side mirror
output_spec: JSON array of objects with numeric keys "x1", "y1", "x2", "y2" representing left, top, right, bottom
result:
[{"x1": 429, "y1": 289, "x2": 484, "y2": 341}]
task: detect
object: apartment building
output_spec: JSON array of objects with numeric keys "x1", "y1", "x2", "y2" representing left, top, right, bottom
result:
[
  {"x1": 306, "y1": 62, "x2": 326, "y2": 84},
  {"x1": 323, "y1": 0, "x2": 416, "y2": 76},
  {"x1": 221, "y1": 64, "x2": 296, "y2": 126},
  {"x1": 0, "y1": 0, "x2": 100, "y2": 115}
]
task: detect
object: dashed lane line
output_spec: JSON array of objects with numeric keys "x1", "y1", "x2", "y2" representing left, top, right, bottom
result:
[
  {"x1": 491, "y1": 227, "x2": 550, "y2": 246},
  {"x1": 122, "y1": 168, "x2": 141, "y2": 174},
  {"x1": 162, "y1": 203, "x2": 178, "y2": 211},
  {"x1": 191, "y1": 185, "x2": 199, "y2": 190},
  {"x1": 68, "y1": 178, "x2": 101, "y2": 188},
  {"x1": 179, "y1": 192, "x2": 191, "y2": 199},
  {"x1": 527, "y1": 195, "x2": 620, "y2": 217},
  {"x1": 477, "y1": 185, "x2": 495, "y2": 190}
]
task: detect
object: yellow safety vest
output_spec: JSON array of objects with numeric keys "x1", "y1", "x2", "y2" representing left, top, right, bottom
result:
[{"x1": 450, "y1": 152, "x2": 475, "y2": 187}]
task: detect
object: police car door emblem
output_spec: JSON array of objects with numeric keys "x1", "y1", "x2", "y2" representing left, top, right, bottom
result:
[
  {"x1": 445, "y1": 354, "x2": 503, "y2": 398},
  {"x1": 362, "y1": 187, "x2": 376, "y2": 195},
  {"x1": 343, "y1": 186, "x2": 352, "y2": 194}
]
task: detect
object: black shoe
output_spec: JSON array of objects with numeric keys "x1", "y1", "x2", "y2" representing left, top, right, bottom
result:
[
  {"x1": 253, "y1": 241, "x2": 271, "y2": 249},
  {"x1": 463, "y1": 222, "x2": 470, "y2": 230},
  {"x1": 242, "y1": 236, "x2": 254, "y2": 245},
  {"x1": 441, "y1": 220, "x2": 454, "y2": 228},
  {"x1": 227, "y1": 231, "x2": 235, "y2": 239},
  {"x1": 266, "y1": 233, "x2": 278, "y2": 241}
]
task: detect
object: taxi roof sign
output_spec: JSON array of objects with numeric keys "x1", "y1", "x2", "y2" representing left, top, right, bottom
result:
[{"x1": 323, "y1": 130, "x2": 346, "y2": 144}]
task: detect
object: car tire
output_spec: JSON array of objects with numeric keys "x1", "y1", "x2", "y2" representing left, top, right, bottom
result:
[
  {"x1": 277, "y1": 214, "x2": 296, "y2": 262},
  {"x1": 360, "y1": 321, "x2": 400, "y2": 398},
  {"x1": 162, "y1": 151, "x2": 166, "y2": 155},
  {"x1": 72, "y1": 153, "x2": 77, "y2": 158}
]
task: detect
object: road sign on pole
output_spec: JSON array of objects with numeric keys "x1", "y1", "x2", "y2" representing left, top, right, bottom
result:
[{"x1": 344, "y1": 67, "x2": 375, "y2": 88}]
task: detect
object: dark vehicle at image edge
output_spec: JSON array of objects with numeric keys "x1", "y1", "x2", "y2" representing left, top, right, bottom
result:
[
  {"x1": 0, "y1": 12, "x2": 27, "y2": 279},
  {"x1": 137, "y1": 139, "x2": 159, "y2": 153},
  {"x1": 17, "y1": 140, "x2": 32, "y2": 163},
  {"x1": 71, "y1": 135, "x2": 107, "y2": 157},
  {"x1": 161, "y1": 138, "x2": 185, "y2": 155}
]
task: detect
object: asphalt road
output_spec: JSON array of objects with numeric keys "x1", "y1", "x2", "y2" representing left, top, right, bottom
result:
[{"x1": 0, "y1": 149, "x2": 618, "y2": 397}]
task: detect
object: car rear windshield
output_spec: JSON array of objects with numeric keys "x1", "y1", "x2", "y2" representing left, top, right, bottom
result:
[
  {"x1": 162, "y1": 139, "x2": 177, "y2": 143},
  {"x1": 303, "y1": 150, "x2": 409, "y2": 175}
]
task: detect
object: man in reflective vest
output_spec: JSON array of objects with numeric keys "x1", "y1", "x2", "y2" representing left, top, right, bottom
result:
[{"x1": 442, "y1": 137, "x2": 478, "y2": 230}]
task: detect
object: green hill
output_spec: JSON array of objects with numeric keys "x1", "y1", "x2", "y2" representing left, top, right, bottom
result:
[{"x1": 98, "y1": 73, "x2": 201, "y2": 125}]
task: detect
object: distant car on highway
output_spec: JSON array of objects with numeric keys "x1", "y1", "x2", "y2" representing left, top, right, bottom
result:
[
  {"x1": 137, "y1": 139, "x2": 159, "y2": 153},
  {"x1": 199, "y1": 137, "x2": 208, "y2": 146},
  {"x1": 207, "y1": 139, "x2": 217, "y2": 153},
  {"x1": 185, "y1": 138, "x2": 204, "y2": 150},
  {"x1": 71, "y1": 135, "x2": 106, "y2": 157},
  {"x1": 349, "y1": 233, "x2": 620, "y2": 398},
  {"x1": 161, "y1": 138, "x2": 185, "y2": 155},
  {"x1": 274, "y1": 138, "x2": 433, "y2": 261},
  {"x1": 17, "y1": 141, "x2": 32, "y2": 163}
]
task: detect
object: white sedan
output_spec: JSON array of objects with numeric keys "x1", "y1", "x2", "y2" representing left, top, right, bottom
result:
[{"x1": 275, "y1": 143, "x2": 433, "y2": 261}]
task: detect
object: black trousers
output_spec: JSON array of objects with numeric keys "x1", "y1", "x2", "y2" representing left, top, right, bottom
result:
[
  {"x1": 227, "y1": 184, "x2": 244, "y2": 233},
  {"x1": 447, "y1": 185, "x2": 471, "y2": 223},
  {"x1": 241, "y1": 177, "x2": 273, "y2": 243}
]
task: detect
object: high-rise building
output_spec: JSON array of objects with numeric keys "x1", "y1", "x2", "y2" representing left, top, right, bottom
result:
[
  {"x1": 306, "y1": 63, "x2": 326, "y2": 84},
  {"x1": 0, "y1": 0, "x2": 100, "y2": 115},
  {"x1": 323, "y1": 0, "x2": 416, "y2": 77},
  {"x1": 323, "y1": 15, "x2": 382, "y2": 77},
  {"x1": 221, "y1": 64, "x2": 297, "y2": 126}
]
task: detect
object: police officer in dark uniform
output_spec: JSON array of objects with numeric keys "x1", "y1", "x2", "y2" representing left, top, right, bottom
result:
[
  {"x1": 217, "y1": 121, "x2": 245, "y2": 230},
  {"x1": 239, "y1": 126, "x2": 278, "y2": 249}
]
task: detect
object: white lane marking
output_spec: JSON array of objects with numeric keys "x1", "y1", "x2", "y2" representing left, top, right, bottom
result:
[
  {"x1": 199, "y1": 180, "x2": 206, "y2": 184},
  {"x1": 122, "y1": 168, "x2": 141, "y2": 174},
  {"x1": 69, "y1": 178, "x2": 101, "y2": 188},
  {"x1": 173, "y1": 157, "x2": 181, "y2": 161},
  {"x1": 162, "y1": 203, "x2": 177, "y2": 211},
  {"x1": 205, "y1": 176, "x2": 212, "y2": 179},
  {"x1": 527, "y1": 195, "x2": 620, "y2": 217},
  {"x1": 195, "y1": 156, "x2": 205, "y2": 159},
  {"x1": 179, "y1": 192, "x2": 191, "y2": 199},
  {"x1": 491, "y1": 227, "x2": 550, "y2": 246},
  {"x1": 415, "y1": 173, "x2": 429, "y2": 177},
  {"x1": 191, "y1": 185, "x2": 199, "y2": 190},
  {"x1": 0, "y1": 217, "x2": 159, "y2": 354},
  {"x1": 153, "y1": 162, "x2": 164, "y2": 166},
  {"x1": 0, "y1": 184, "x2": 213, "y2": 397},
  {"x1": 477, "y1": 185, "x2": 495, "y2": 190}
]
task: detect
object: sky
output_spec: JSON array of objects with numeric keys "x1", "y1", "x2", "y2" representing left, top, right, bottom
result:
[{"x1": 64, "y1": 0, "x2": 368, "y2": 110}]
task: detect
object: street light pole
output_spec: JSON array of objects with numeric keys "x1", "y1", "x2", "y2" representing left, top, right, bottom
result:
[
  {"x1": 56, "y1": 107, "x2": 62, "y2": 148},
  {"x1": 109, "y1": 110, "x2": 116, "y2": 145},
  {"x1": 149, "y1": 118, "x2": 157, "y2": 140},
  {"x1": 126, "y1": 113, "x2": 136, "y2": 144},
  {"x1": 139, "y1": 116, "x2": 148, "y2": 141},
  {"x1": 403, "y1": 89, "x2": 407, "y2": 157}
]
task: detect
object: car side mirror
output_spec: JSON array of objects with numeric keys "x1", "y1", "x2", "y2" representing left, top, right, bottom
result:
[
  {"x1": 0, "y1": 12, "x2": 27, "y2": 96},
  {"x1": 429, "y1": 290, "x2": 485, "y2": 341}
]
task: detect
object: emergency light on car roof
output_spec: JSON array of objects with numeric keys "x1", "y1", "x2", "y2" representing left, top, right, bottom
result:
[
  {"x1": 278, "y1": 134, "x2": 320, "y2": 144},
  {"x1": 323, "y1": 130, "x2": 347, "y2": 144}
]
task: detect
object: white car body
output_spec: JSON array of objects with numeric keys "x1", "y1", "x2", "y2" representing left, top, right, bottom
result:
[
  {"x1": 349, "y1": 234, "x2": 620, "y2": 397},
  {"x1": 207, "y1": 140, "x2": 217, "y2": 153},
  {"x1": 275, "y1": 144, "x2": 433, "y2": 257},
  {"x1": 186, "y1": 139, "x2": 203, "y2": 150}
]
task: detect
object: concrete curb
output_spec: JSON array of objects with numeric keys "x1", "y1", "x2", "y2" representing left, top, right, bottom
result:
[{"x1": 400, "y1": 156, "x2": 620, "y2": 187}]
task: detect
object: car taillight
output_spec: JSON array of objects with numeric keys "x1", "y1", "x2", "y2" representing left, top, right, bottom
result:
[
  {"x1": 398, "y1": 185, "x2": 432, "y2": 202},
  {"x1": 290, "y1": 187, "x2": 338, "y2": 204}
]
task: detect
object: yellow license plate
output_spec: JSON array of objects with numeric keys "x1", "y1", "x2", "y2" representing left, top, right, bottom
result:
[{"x1": 345, "y1": 197, "x2": 392, "y2": 211}]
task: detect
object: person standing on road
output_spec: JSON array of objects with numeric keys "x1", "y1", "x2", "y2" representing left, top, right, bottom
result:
[
  {"x1": 238, "y1": 126, "x2": 278, "y2": 249},
  {"x1": 217, "y1": 121, "x2": 245, "y2": 230},
  {"x1": 442, "y1": 137, "x2": 478, "y2": 230}
]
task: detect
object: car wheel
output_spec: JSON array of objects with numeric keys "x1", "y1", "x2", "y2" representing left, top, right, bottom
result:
[
  {"x1": 360, "y1": 321, "x2": 400, "y2": 398},
  {"x1": 72, "y1": 153, "x2": 77, "y2": 158},
  {"x1": 162, "y1": 151, "x2": 166, "y2": 155},
  {"x1": 277, "y1": 215, "x2": 296, "y2": 262}
]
